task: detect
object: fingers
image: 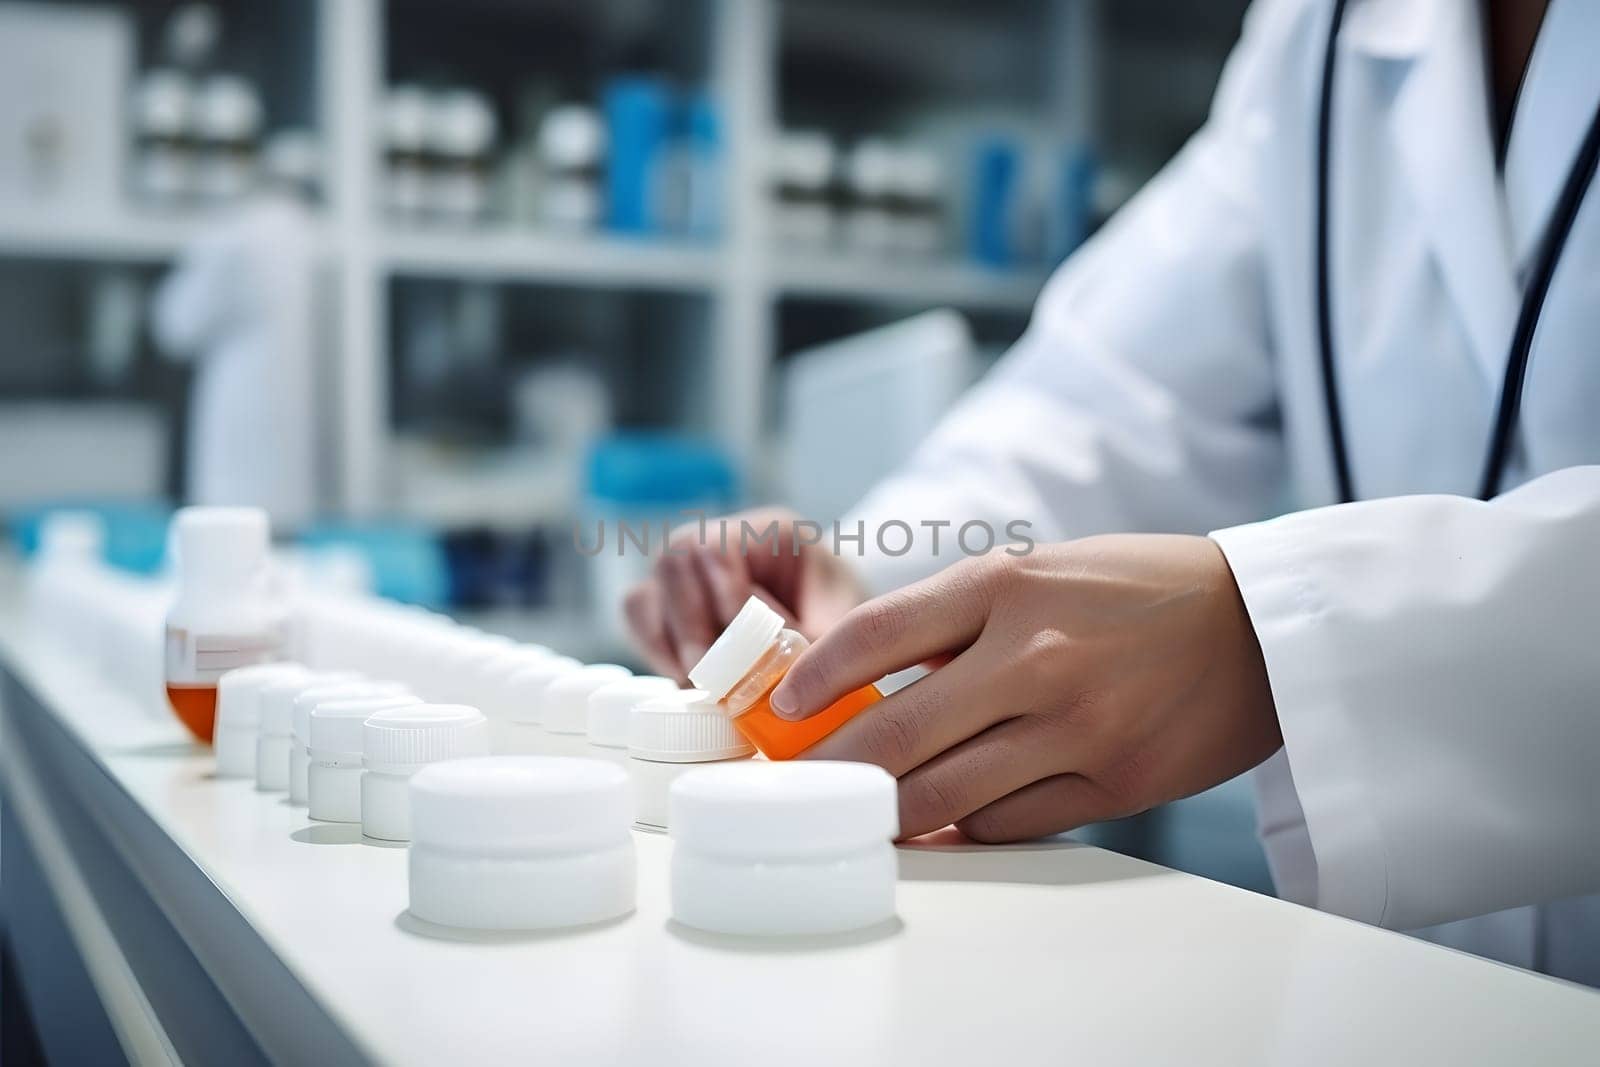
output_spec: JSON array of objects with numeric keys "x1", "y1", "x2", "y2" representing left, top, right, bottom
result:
[
  {"x1": 770, "y1": 558, "x2": 1000, "y2": 720},
  {"x1": 623, "y1": 579, "x2": 684, "y2": 681},
  {"x1": 954, "y1": 773, "x2": 1124, "y2": 844},
  {"x1": 892, "y1": 715, "x2": 1065, "y2": 838},
  {"x1": 657, "y1": 550, "x2": 723, "y2": 671},
  {"x1": 796, "y1": 650, "x2": 1005, "y2": 776},
  {"x1": 693, "y1": 542, "x2": 752, "y2": 624}
]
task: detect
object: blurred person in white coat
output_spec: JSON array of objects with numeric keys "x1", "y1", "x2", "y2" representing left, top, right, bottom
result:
[
  {"x1": 153, "y1": 135, "x2": 322, "y2": 529},
  {"x1": 626, "y1": 0, "x2": 1600, "y2": 984}
]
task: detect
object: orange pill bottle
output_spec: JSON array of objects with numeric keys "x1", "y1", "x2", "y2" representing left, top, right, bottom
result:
[
  {"x1": 689, "y1": 596, "x2": 879, "y2": 760},
  {"x1": 164, "y1": 507, "x2": 286, "y2": 744}
]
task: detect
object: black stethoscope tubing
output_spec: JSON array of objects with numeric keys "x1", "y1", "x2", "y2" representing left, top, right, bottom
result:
[{"x1": 1315, "y1": 0, "x2": 1600, "y2": 502}]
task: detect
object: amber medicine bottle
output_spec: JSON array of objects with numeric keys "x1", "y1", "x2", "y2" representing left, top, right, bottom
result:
[
  {"x1": 689, "y1": 596, "x2": 880, "y2": 760},
  {"x1": 164, "y1": 507, "x2": 285, "y2": 744}
]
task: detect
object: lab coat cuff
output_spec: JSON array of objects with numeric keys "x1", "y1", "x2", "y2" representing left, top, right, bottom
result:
[{"x1": 1209, "y1": 519, "x2": 1391, "y2": 927}]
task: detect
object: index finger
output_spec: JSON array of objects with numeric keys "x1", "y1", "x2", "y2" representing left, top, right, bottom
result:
[{"x1": 769, "y1": 558, "x2": 999, "y2": 720}]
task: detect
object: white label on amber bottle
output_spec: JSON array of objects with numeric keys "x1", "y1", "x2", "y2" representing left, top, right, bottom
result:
[{"x1": 165, "y1": 625, "x2": 283, "y2": 686}]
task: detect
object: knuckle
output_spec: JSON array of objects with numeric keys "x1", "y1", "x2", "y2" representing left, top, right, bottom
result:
[
  {"x1": 860, "y1": 707, "x2": 924, "y2": 767},
  {"x1": 901, "y1": 772, "x2": 971, "y2": 828},
  {"x1": 854, "y1": 598, "x2": 910, "y2": 652}
]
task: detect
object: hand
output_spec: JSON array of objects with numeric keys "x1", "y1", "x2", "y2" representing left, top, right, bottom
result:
[
  {"x1": 623, "y1": 507, "x2": 868, "y2": 683},
  {"x1": 768, "y1": 534, "x2": 1280, "y2": 842}
]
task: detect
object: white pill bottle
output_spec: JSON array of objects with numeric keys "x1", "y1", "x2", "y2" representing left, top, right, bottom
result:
[{"x1": 164, "y1": 507, "x2": 286, "y2": 745}]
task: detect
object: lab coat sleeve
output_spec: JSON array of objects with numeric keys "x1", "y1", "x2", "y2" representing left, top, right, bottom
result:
[
  {"x1": 843, "y1": 0, "x2": 1305, "y2": 595},
  {"x1": 1210, "y1": 466, "x2": 1600, "y2": 931},
  {"x1": 152, "y1": 230, "x2": 241, "y2": 360}
]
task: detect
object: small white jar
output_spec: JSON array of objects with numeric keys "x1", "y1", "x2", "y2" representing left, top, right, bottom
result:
[
  {"x1": 670, "y1": 761, "x2": 899, "y2": 936},
  {"x1": 500, "y1": 655, "x2": 584, "y2": 755},
  {"x1": 362, "y1": 703, "x2": 490, "y2": 841},
  {"x1": 214, "y1": 663, "x2": 307, "y2": 778},
  {"x1": 538, "y1": 664, "x2": 632, "y2": 758},
  {"x1": 257, "y1": 670, "x2": 361, "y2": 792},
  {"x1": 585, "y1": 675, "x2": 679, "y2": 765},
  {"x1": 307, "y1": 696, "x2": 384, "y2": 823},
  {"x1": 293, "y1": 686, "x2": 417, "y2": 804},
  {"x1": 288, "y1": 680, "x2": 407, "y2": 803},
  {"x1": 471, "y1": 646, "x2": 556, "y2": 750},
  {"x1": 408, "y1": 756, "x2": 635, "y2": 930},
  {"x1": 627, "y1": 689, "x2": 754, "y2": 831}
]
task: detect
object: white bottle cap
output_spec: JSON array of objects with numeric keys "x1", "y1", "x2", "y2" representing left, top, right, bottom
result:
[
  {"x1": 687, "y1": 596, "x2": 784, "y2": 699},
  {"x1": 427, "y1": 89, "x2": 497, "y2": 158},
  {"x1": 503, "y1": 656, "x2": 583, "y2": 725},
  {"x1": 294, "y1": 679, "x2": 411, "y2": 745},
  {"x1": 133, "y1": 69, "x2": 193, "y2": 138},
  {"x1": 363, "y1": 704, "x2": 490, "y2": 773},
  {"x1": 310, "y1": 696, "x2": 392, "y2": 760},
  {"x1": 542, "y1": 664, "x2": 632, "y2": 735},
  {"x1": 629, "y1": 689, "x2": 755, "y2": 763},
  {"x1": 670, "y1": 761, "x2": 898, "y2": 858},
  {"x1": 384, "y1": 85, "x2": 429, "y2": 151},
  {"x1": 411, "y1": 756, "x2": 633, "y2": 852},
  {"x1": 586, "y1": 676, "x2": 679, "y2": 747},
  {"x1": 173, "y1": 506, "x2": 270, "y2": 587},
  {"x1": 846, "y1": 139, "x2": 898, "y2": 199},
  {"x1": 261, "y1": 670, "x2": 362, "y2": 739},
  {"x1": 539, "y1": 104, "x2": 605, "y2": 168},
  {"x1": 771, "y1": 130, "x2": 837, "y2": 190},
  {"x1": 408, "y1": 756, "x2": 635, "y2": 930},
  {"x1": 217, "y1": 663, "x2": 308, "y2": 733},
  {"x1": 194, "y1": 74, "x2": 262, "y2": 142}
]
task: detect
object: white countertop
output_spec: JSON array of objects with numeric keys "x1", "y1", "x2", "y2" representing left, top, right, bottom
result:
[{"x1": 3, "y1": 619, "x2": 1596, "y2": 1066}]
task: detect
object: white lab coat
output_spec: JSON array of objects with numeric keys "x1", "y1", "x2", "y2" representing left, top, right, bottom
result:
[
  {"x1": 153, "y1": 195, "x2": 320, "y2": 529},
  {"x1": 845, "y1": 0, "x2": 1600, "y2": 984}
]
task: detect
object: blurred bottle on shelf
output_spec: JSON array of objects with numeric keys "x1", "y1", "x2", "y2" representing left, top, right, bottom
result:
[
  {"x1": 384, "y1": 85, "x2": 430, "y2": 221},
  {"x1": 426, "y1": 89, "x2": 497, "y2": 225},
  {"x1": 603, "y1": 76, "x2": 674, "y2": 235},
  {"x1": 679, "y1": 95, "x2": 722, "y2": 239},
  {"x1": 536, "y1": 104, "x2": 606, "y2": 231},
  {"x1": 969, "y1": 137, "x2": 1022, "y2": 267},
  {"x1": 771, "y1": 130, "x2": 837, "y2": 249},
  {"x1": 842, "y1": 139, "x2": 896, "y2": 256},
  {"x1": 511, "y1": 364, "x2": 612, "y2": 452},
  {"x1": 192, "y1": 74, "x2": 263, "y2": 204},
  {"x1": 128, "y1": 5, "x2": 276, "y2": 212},
  {"x1": 885, "y1": 146, "x2": 944, "y2": 256},
  {"x1": 968, "y1": 135, "x2": 1101, "y2": 270},
  {"x1": 131, "y1": 69, "x2": 196, "y2": 207}
]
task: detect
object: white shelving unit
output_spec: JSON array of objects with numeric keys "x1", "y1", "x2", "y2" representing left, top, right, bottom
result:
[{"x1": 0, "y1": 0, "x2": 1097, "y2": 519}]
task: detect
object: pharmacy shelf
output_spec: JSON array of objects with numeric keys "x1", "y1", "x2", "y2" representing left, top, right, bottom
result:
[
  {"x1": 0, "y1": 209, "x2": 211, "y2": 263},
  {"x1": 774, "y1": 252, "x2": 1051, "y2": 310},
  {"x1": 379, "y1": 229, "x2": 723, "y2": 292},
  {"x1": 4, "y1": 611, "x2": 1598, "y2": 1065},
  {"x1": 0, "y1": 0, "x2": 1099, "y2": 519}
]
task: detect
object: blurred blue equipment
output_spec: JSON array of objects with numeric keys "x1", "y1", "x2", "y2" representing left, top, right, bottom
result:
[
  {"x1": 970, "y1": 137, "x2": 1021, "y2": 268},
  {"x1": 604, "y1": 76, "x2": 674, "y2": 234}
]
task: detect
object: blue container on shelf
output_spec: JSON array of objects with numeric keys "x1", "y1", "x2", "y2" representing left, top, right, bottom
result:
[
  {"x1": 581, "y1": 433, "x2": 738, "y2": 641},
  {"x1": 8, "y1": 501, "x2": 172, "y2": 575},
  {"x1": 298, "y1": 522, "x2": 451, "y2": 608},
  {"x1": 681, "y1": 92, "x2": 723, "y2": 239},
  {"x1": 970, "y1": 137, "x2": 1023, "y2": 268},
  {"x1": 604, "y1": 76, "x2": 675, "y2": 235},
  {"x1": 1050, "y1": 141, "x2": 1099, "y2": 265}
]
